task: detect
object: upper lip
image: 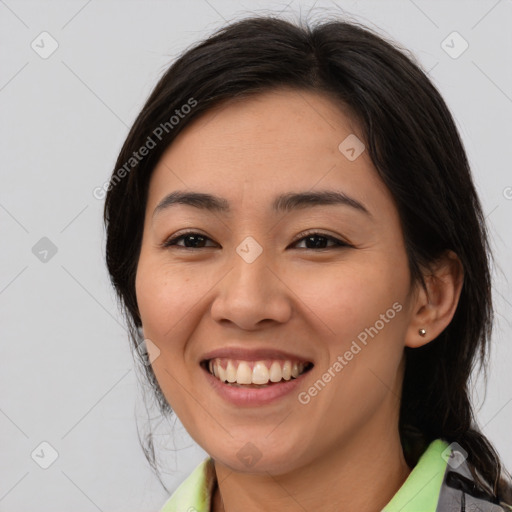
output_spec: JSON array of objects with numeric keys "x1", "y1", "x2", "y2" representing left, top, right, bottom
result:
[{"x1": 200, "y1": 347, "x2": 314, "y2": 364}]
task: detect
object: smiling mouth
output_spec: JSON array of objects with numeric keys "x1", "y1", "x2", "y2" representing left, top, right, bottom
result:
[{"x1": 201, "y1": 358, "x2": 314, "y2": 388}]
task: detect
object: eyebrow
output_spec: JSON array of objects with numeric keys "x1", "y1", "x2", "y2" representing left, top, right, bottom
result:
[{"x1": 152, "y1": 189, "x2": 372, "y2": 218}]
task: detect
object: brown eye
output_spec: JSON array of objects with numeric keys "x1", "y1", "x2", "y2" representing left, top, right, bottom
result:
[
  {"x1": 163, "y1": 232, "x2": 216, "y2": 249},
  {"x1": 291, "y1": 232, "x2": 350, "y2": 250}
]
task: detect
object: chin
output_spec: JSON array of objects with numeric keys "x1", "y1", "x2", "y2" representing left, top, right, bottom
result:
[{"x1": 208, "y1": 439, "x2": 308, "y2": 476}]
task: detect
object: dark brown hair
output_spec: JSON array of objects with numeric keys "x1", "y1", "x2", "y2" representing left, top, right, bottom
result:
[{"x1": 103, "y1": 14, "x2": 511, "y2": 502}]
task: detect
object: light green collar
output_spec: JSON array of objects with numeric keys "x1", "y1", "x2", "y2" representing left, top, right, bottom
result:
[
  {"x1": 383, "y1": 439, "x2": 449, "y2": 512},
  {"x1": 159, "y1": 457, "x2": 215, "y2": 512},
  {"x1": 160, "y1": 439, "x2": 450, "y2": 512}
]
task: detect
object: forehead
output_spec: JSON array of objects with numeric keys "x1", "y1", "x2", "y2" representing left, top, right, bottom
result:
[
  {"x1": 165, "y1": 88, "x2": 361, "y2": 164},
  {"x1": 146, "y1": 88, "x2": 392, "y2": 217}
]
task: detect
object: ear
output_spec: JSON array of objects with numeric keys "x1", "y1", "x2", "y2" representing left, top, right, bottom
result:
[{"x1": 405, "y1": 250, "x2": 464, "y2": 348}]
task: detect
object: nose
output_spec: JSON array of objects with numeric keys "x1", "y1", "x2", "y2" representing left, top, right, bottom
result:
[{"x1": 210, "y1": 248, "x2": 292, "y2": 330}]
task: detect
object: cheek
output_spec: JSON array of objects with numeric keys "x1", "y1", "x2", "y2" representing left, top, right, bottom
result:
[
  {"x1": 136, "y1": 256, "x2": 199, "y2": 328},
  {"x1": 135, "y1": 257, "x2": 195, "y2": 355},
  {"x1": 295, "y1": 261, "x2": 408, "y2": 431},
  {"x1": 289, "y1": 256, "x2": 409, "y2": 342},
  {"x1": 135, "y1": 259, "x2": 204, "y2": 417}
]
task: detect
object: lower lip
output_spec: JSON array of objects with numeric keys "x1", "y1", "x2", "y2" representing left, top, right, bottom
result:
[{"x1": 202, "y1": 366, "x2": 310, "y2": 407}]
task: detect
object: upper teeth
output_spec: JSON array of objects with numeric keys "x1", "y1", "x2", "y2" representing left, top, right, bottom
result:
[{"x1": 208, "y1": 359, "x2": 308, "y2": 385}]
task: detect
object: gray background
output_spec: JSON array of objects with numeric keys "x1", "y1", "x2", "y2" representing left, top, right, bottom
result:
[{"x1": 1, "y1": 0, "x2": 511, "y2": 510}]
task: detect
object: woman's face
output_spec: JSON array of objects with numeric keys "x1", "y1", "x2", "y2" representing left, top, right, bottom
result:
[{"x1": 135, "y1": 89, "x2": 418, "y2": 474}]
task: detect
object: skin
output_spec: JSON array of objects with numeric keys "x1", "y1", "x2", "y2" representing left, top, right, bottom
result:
[{"x1": 135, "y1": 88, "x2": 463, "y2": 512}]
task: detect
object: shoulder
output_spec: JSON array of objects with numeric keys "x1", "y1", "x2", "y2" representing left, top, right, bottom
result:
[
  {"x1": 436, "y1": 440, "x2": 510, "y2": 512},
  {"x1": 385, "y1": 439, "x2": 510, "y2": 512}
]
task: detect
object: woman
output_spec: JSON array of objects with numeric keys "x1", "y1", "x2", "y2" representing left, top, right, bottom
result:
[{"x1": 103, "y1": 15, "x2": 512, "y2": 512}]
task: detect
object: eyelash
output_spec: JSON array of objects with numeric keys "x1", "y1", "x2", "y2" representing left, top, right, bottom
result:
[{"x1": 161, "y1": 230, "x2": 351, "y2": 250}]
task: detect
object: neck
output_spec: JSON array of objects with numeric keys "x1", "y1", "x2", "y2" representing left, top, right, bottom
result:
[{"x1": 212, "y1": 419, "x2": 411, "y2": 512}]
